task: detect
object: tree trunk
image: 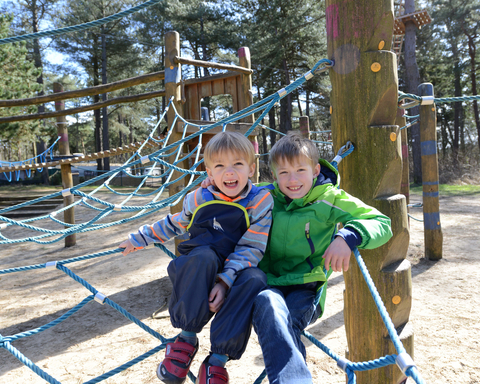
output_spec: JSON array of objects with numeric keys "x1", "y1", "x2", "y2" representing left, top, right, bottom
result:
[
  {"x1": 101, "y1": 27, "x2": 110, "y2": 171},
  {"x1": 450, "y1": 37, "x2": 463, "y2": 161},
  {"x1": 465, "y1": 32, "x2": 480, "y2": 151},
  {"x1": 32, "y1": 1, "x2": 49, "y2": 185},
  {"x1": 93, "y1": 45, "x2": 103, "y2": 171},
  {"x1": 326, "y1": 0, "x2": 413, "y2": 382},
  {"x1": 268, "y1": 105, "x2": 277, "y2": 148},
  {"x1": 279, "y1": 59, "x2": 292, "y2": 133},
  {"x1": 258, "y1": 88, "x2": 268, "y2": 155},
  {"x1": 404, "y1": 0, "x2": 422, "y2": 184}
]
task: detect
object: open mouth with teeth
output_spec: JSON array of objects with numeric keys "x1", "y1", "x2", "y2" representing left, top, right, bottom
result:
[
  {"x1": 224, "y1": 180, "x2": 239, "y2": 188},
  {"x1": 287, "y1": 185, "x2": 302, "y2": 192}
]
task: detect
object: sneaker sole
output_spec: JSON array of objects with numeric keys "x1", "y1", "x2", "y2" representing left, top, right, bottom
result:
[{"x1": 156, "y1": 362, "x2": 186, "y2": 384}]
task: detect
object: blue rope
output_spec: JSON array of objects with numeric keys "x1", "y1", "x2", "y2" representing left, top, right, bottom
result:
[
  {"x1": 0, "y1": 334, "x2": 62, "y2": 384},
  {"x1": 0, "y1": 136, "x2": 61, "y2": 181},
  {"x1": 400, "y1": 119, "x2": 419, "y2": 130},
  {"x1": 0, "y1": 0, "x2": 164, "y2": 45},
  {"x1": 398, "y1": 91, "x2": 480, "y2": 108}
]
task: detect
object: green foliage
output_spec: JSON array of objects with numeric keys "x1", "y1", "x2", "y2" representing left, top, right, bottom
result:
[
  {"x1": 0, "y1": 13, "x2": 43, "y2": 151},
  {"x1": 234, "y1": 0, "x2": 330, "y2": 135},
  {"x1": 412, "y1": 0, "x2": 480, "y2": 153}
]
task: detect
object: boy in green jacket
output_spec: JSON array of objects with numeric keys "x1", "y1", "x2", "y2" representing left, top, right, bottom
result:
[{"x1": 252, "y1": 132, "x2": 393, "y2": 383}]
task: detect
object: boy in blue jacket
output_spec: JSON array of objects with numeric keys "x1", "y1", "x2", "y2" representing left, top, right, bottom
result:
[
  {"x1": 120, "y1": 131, "x2": 273, "y2": 384},
  {"x1": 252, "y1": 132, "x2": 393, "y2": 383}
]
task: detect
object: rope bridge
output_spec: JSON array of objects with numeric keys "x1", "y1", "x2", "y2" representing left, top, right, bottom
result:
[{"x1": 1, "y1": 60, "x2": 425, "y2": 384}]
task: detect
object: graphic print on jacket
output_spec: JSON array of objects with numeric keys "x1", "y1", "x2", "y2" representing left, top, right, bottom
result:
[{"x1": 178, "y1": 187, "x2": 256, "y2": 260}]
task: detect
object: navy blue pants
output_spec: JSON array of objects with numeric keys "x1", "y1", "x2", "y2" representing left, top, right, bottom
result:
[{"x1": 167, "y1": 245, "x2": 267, "y2": 359}]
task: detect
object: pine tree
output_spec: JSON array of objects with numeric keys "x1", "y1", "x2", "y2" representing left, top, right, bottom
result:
[
  {"x1": 235, "y1": 0, "x2": 328, "y2": 137},
  {"x1": 53, "y1": 0, "x2": 142, "y2": 170},
  {"x1": 0, "y1": 13, "x2": 43, "y2": 161}
]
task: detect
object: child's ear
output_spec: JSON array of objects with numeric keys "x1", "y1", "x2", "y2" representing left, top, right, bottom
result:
[
  {"x1": 271, "y1": 170, "x2": 277, "y2": 180},
  {"x1": 206, "y1": 167, "x2": 213, "y2": 179},
  {"x1": 248, "y1": 163, "x2": 255, "y2": 178},
  {"x1": 313, "y1": 164, "x2": 321, "y2": 178}
]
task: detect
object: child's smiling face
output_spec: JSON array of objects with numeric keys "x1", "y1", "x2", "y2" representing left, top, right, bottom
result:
[
  {"x1": 273, "y1": 155, "x2": 320, "y2": 200},
  {"x1": 206, "y1": 150, "x2": 255, "y2": 199}
]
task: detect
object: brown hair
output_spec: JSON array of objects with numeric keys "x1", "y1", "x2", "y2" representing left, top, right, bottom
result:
[{"x1": 269, "y1": 131, "x2": 319, "y2": 173}]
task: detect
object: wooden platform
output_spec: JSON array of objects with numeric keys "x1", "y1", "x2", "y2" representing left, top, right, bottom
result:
[{"x1": 394, "y1": 9, "x2": 432, "y2": 35}]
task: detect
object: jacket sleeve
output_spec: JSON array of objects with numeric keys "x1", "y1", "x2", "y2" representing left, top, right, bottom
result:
[
  {"x1": 128, "y1": 189, "x2": 201, "y2": 248},
  {"x1": 217, "y1": 190, "x2": 273, "y2": 288},
  {"x1": 329, "y1": 188, "x2": 393, "y2": 250}
]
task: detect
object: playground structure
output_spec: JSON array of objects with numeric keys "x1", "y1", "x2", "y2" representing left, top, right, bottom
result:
[
  {"x1": 5, "y1": 0, "x2": 478, "y2": 382},
  {"x1": 392, "y1": 0, "x2": 432, "y2": 58}
]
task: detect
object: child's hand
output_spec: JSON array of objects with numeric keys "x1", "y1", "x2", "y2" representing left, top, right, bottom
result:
[
  {"x1": 200, "y1": 177, "x2": 215, "y2": 189},
  {"x1": 120, "y1": 239, "x2": 137, "y2": 256},
  {"x1": 208, "y1": 280, "x2": 228, "y2": 312},
  {"x1": 322, "y1": 236, "x2": 352, "y2": 272}
]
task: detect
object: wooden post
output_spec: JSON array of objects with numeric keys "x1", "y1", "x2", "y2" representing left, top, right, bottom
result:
[
  {"x1": 299, "y1": 116, "x2": 310, "y2": 139},
  {"x1": 418, "y1": 83, "x2": 443, "y2": 260},
  {"x1": 326, "y1": 1, "x2": 413, "y2": 383},
  {"x1": 53, "y1": 82, "x2": 76, "y2": 247},
  {"x1": 396, "y1": 108, "x2": 410, "y2": 207},
  {"x1": 238, "y1": 47, "x2": 259, "y2": 183},
  {"x1": 165, "y1": 31, "x2": 185, "y2": 254}
]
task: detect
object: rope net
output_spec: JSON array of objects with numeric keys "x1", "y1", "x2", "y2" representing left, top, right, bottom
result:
[{"x1": 0, "y1": 59, "x2": 425, "y2": 384}]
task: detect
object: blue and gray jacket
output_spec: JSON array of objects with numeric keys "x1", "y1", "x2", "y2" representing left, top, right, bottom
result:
[{"x1": 128, "y1": 180, "x2": 273, "y2": 288}]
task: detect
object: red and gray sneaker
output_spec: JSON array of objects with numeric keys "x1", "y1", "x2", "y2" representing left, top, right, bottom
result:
[
  {"x1": 156, "y1": 337, "x2": 199, "y2": 384},
  {"x1": 195, "y1": 355, "x2": 229, "y2": 384}
]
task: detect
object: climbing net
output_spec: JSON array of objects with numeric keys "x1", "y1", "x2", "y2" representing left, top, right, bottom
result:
[
  {"x1": 0, "y1": 136, "x2": 60, "y2": 182},
  {"x1": 0, "y1": 58, "x2": 428, "y2": 384}
]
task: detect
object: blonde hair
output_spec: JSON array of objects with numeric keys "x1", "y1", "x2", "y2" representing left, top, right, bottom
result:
[
  {"x1": 269, "y1": 131, "x2": 319, "y2": 173},
  {"x1": 204, "y1": 131, "x2": 255, "y2": 167}
]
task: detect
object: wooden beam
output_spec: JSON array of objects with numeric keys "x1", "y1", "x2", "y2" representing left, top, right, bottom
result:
[
  {"x1": 0, "y1": 90, "x2": 165, "y2": 123},
  {"x1": 174, "y1": 56, "x2": 253, "y2": 75},
  {"x1": 0, "y1": 71, "x2": 165, "y2": 108},
  {"x1": 0, "y1": 138, "x2": 163, "y2": 173},
  {"x1": 183, "y1": 72, "x2": 239, "y2": 87}
]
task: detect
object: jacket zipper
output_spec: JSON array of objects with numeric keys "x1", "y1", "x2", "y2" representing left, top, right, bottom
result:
[{"x1": 305, "y1": 222, "x2": 315, "y2": 270}]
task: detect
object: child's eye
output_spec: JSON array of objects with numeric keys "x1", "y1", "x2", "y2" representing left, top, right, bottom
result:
[
  {"x1": 215, "y1": 164, "x2": 224, "y2": 168},
  {"x1": 235, "y1": 162, "x2": 244, "y2": 166}
]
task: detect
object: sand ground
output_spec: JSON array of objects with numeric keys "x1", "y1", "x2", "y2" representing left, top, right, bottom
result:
[{"x1": 0, "y1": 188, "x2": 479, "y2": 384}]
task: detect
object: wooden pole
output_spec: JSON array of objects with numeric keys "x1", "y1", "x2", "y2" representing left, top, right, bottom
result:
[
  {"x1": 53, "y1": 82, "x2": 76, "y2": 248},
  {"x1": 299, "y1": 116, "x2": 310, "y2": 139},
  {"x1": 165, "y1": 31, "x2": 185, "y2": 254},
  {"x1": 397, "y1": 108, "x2": 410, "y2": 207},
  {"x1": 418, "y1": 83, "x2": 443, "y2": 260},
  {"x1": 238, "y1": 47, "x2": 259, "y2": 183},
  {"x1": 326, "y1": 1, "x2": 413, "y2": 383}
]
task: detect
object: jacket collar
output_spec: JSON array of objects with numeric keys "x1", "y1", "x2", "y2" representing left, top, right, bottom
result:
[{"x1": 207, "y1": 180, "x2": 253, "y2": 203}]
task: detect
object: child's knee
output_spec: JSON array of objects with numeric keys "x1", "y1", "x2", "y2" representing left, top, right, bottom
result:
[
  {"x1": 172, "y1": 247, "x2": 219, "y2": 270},
  {"x1": 236, "y1": 267, "x2": 267, "y2": 289},
  {"x1": 254, "y1": 289, "x2": 278, "y2": 313}
]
